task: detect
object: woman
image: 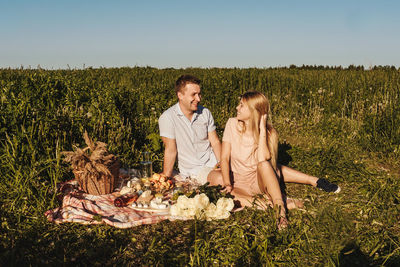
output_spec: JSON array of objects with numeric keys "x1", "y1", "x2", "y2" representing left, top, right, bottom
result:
[{"x1": 220, "y1": 91, "x2": 340, "y2": 229}]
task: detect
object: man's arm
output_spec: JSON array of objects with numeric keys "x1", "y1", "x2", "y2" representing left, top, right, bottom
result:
[
  {"x1": 161, "y1": 136, "x2": 177, "y2": 177},
  {"x1": 208, "y1": 130, "x2": 221, "y2": 163}
]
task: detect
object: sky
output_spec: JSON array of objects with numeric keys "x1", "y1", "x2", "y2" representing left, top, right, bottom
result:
[{"x1": 1, "y1": 0, "x2": 399, "y2": 69}]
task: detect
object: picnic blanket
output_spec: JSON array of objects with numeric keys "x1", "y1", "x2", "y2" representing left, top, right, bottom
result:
[
  {"x1": 45, "y1": 173, "x2": 238, "y2": 228},
  {"x1": 45, "y1": 192, "x2": 172, "y2": 229}
]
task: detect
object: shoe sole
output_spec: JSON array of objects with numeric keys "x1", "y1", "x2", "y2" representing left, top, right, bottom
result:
[
  {"x1": 333, "y1": 186, "x2": 341, "y2": 194},
  {"x1": 318, "y1": 185, "x2": 341, "y2": 193}
]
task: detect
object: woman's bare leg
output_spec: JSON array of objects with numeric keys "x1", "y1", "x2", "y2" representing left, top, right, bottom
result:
[
  {"x1": 207, "y1": 170, "x2": 224, "y2": 186},
  {"x1": 277, "y1": 164, "x2": 318, "y2": 186},
  {"x1": 208, "y1": 168, "x2": 303, "y2": 211},
  {"x1": 257, "y1": 161, "x2": 287, "y2": 229},
  {"x1": 286, "y1": 198, "x2": 304, "y2": 209},
  {"x1": 230, "y1": 187, "x2": 257, "y2": 207},
  {"x1": 277, "y1": 164, "x2": 340, "y2": 193},
  {"x1": 207, "y1": 171, "x2": 267, "y2": 209}
]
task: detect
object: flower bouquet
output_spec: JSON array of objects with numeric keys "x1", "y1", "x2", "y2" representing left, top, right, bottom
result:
[{"x1": 170, "y1": 183, "x2": 235, "y2": 221}]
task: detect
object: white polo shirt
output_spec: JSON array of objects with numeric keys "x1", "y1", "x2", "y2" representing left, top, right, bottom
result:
[{"x1": 158, "y1": 103, "x2": 218, "y2": 178}]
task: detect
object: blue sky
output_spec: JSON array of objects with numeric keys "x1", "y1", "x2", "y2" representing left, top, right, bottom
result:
[{"x1": 1, "y1": 0, "x2": 399, "y2": 69}]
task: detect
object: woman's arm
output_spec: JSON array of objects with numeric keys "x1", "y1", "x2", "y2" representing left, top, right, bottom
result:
[
  {"x1": 257, "y1": 114, "x2": 271, "y2": 162},
  {"x1": 220, "y1": 141, "x2": 232, "y2": 191}
]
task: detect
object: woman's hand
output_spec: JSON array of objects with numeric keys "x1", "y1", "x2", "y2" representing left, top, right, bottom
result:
[
  {"x1": 259, "y1": 114, "x2": 267, "y2": 131},
  {"x1": 214, "y1": 162, "x2": 221, "y2": 170},
  {"x1": 258, "y1": 114, "x2": 271, "y2": 162},
  {"x1": 222, "y1": 184, "x2": 233, "y2": 193}
]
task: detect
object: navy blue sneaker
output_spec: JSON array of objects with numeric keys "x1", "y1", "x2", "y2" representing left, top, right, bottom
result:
[{"x1": 316, "y1": 178, "x2": 341, "y2": 193}]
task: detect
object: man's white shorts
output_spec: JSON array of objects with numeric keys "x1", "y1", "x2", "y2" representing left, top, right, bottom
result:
[{"x1": 174, "y1": 166, "x2": 214, "y2": 185}]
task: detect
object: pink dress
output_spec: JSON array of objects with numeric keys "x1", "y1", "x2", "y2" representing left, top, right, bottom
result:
[{"x1": 222, "y1": 118, "x2": 263, "y2": 195}]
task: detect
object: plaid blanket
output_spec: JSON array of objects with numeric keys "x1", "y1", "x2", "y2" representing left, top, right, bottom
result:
[{"x1": 45, "y1": 192, "x2": 172, "y2": 228}]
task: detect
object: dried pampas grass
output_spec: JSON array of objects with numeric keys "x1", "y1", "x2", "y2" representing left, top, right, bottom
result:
[{"x1": 62, "y1": 131, "x2": 119, "y2": 195}]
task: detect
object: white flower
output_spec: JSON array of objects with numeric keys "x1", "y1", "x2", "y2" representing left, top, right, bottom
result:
[
  {"x1": 171, "y1": 195, "x2": 233, "y2": 221},
  {"x1": 180, "y1": 210, "x2": 193, "y2": 219},
  {"x1": 216, "y1": 198, "x2": 234, "y2": 212},
  {"x1": 177, "y1": 195, "x2": 189, "y2": 204},
  {"x1": 204, "y1": 203, "x2": 217, "y2": 221},
  {"x1": 186, "y1": 206, "x2": 197, "y2": 217},
  {"x1": 176, "y1": 195, "x2": 189, "y2": 209},
  {"x1": 194, "y1": 193, "x2": 209, "y2": 210},
  {"x1": 215, "y1": 210, "x2": 231, "y2": 220},
  {"x1": 170, "y1": 204, "x2": 180, "y2": 216},
  {"x1": 186, "y1": 197, "x2": 195, "y2": 209},
  {"x1": 194, "y1": 208, "x2": 206, "y2": 220}
]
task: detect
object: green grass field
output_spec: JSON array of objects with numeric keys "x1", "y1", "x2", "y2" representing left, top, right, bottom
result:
[{"x1": 1, "y1": 66, "x2": 400, "y2": 265}]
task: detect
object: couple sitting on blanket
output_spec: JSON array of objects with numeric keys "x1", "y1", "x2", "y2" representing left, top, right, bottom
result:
[{"x1": 159, "y1": 75, "x2": 340, "y2": 229}]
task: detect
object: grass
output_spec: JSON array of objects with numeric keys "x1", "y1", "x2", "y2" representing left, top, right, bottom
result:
[{"x1": 1, "y1": 66, "x2": 400, "y2": 265}]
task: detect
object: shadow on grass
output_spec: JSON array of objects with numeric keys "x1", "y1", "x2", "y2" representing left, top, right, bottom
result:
[
  {"x1": 278, "y1": 141, "x2": 293, "y2": 166},
  {"x1": 338, "y1": 242, "x2": 372, "y2": 267},
  {"x1": 277, "y1": 141, "x2": 292, "y2": 197}
]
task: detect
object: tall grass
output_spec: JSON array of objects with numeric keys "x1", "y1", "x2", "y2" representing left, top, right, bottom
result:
[{"x1": 1, "y1": 66, "x2": 399, "y2": 265}]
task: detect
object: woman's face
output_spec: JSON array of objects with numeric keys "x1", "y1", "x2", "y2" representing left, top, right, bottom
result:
[{"x1": 236, "y1": 99, "x2": 251, "y2": 121}]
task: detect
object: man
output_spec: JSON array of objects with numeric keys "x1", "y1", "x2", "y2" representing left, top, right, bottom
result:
[{"x1": 158, "y1": 75, "x2": 222, "y2": 184}]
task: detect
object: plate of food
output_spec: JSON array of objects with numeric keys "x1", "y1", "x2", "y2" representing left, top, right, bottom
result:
[{"x1": 131, "y1": 192, "x2": 171, "y2": 212}]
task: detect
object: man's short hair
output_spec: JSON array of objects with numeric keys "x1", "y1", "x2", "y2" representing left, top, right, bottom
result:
[{"x1": 175, "y1": 75, "x2": 201, "y2": 94}]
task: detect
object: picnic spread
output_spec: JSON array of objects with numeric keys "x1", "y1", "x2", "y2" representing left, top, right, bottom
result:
[
  {"x1": 45, "y1": 132, "x2": 234, "y2": 228},
  {"x1": 45, "y1": 174, "x2": 185, "y2": 228}
]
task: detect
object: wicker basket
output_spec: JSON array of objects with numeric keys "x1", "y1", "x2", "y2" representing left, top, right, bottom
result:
[{"x1": 74, "y1": 159, "x2": 120, "y2": 195}]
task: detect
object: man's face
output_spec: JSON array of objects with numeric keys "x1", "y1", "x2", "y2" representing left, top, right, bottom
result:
[{"x1": 178, "y1": 83, "x2": 201, "y2": 113}]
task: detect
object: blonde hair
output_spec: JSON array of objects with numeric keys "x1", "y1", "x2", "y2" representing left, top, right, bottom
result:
[{"x1": 238, "y1": 91, "x2": 278, "y2": 170}]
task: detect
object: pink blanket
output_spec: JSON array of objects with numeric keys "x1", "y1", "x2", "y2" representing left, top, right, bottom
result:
[{"x1": 45, "y1": 192, "x2": 171, "y2": 228}]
